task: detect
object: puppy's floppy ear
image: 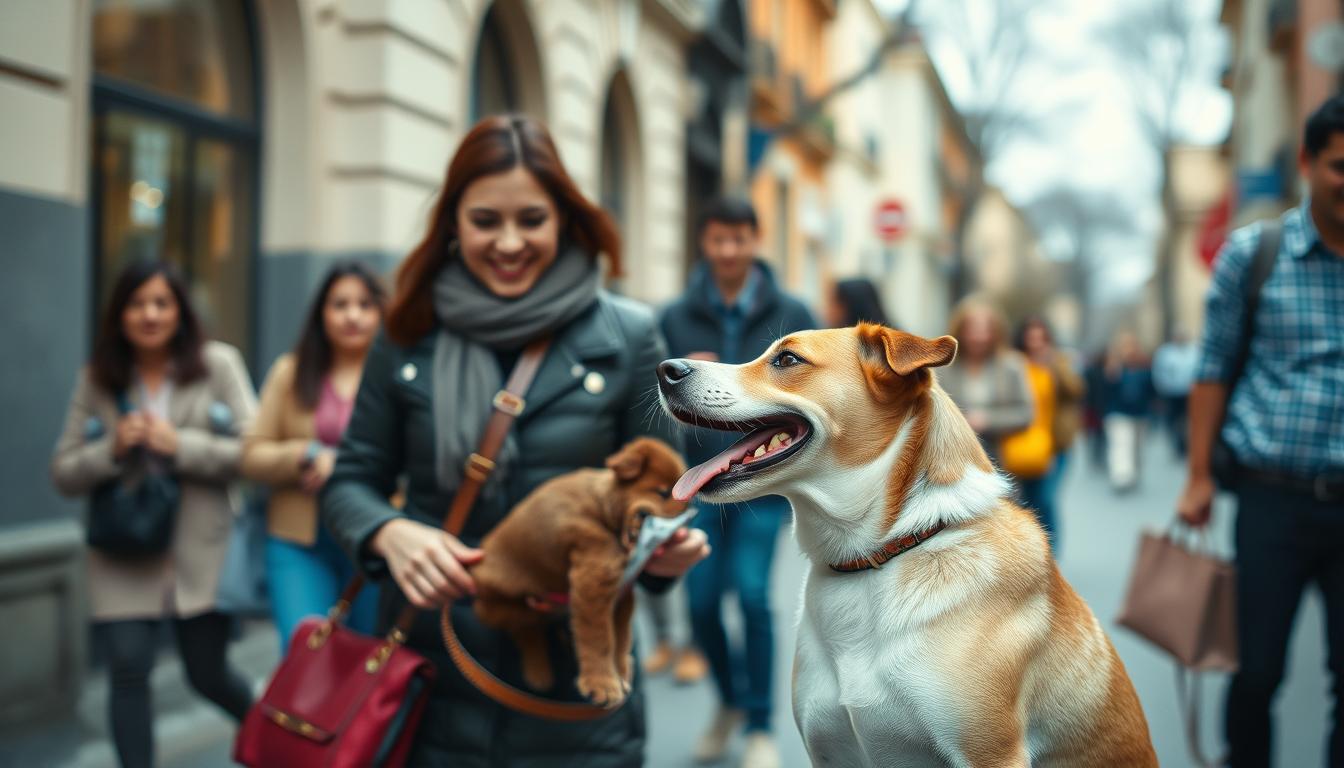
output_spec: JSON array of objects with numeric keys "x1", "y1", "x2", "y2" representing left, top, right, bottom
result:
[
  {"x1": 605, "y1": 441, "x2": 649, "y2": 482},
  {"x1": 857, "y1": 323, "x2": 958, "y2": 399}
]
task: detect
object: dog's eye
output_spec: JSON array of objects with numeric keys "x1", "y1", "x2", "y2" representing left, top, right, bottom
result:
[
  {"x1": 655, "y1": 487, "x2": 672, "y2": 499},
  {"x1": 771, "y1": 351, "x2": 805, "y2": 368}
]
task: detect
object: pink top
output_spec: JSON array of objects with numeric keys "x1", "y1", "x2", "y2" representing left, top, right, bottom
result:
[{"x1": 313, "y1": 377, "x2": 354, "y2": 447}]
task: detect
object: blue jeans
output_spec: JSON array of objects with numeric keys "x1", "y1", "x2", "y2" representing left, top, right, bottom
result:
[
  {"x1": 265, "y1": 525, "x2": 379, "y2": 654},
  {"x1": 686, "y1": 499, "x2": 786, "y2": 733},
  {"x1": 1017, "y1": 454, "x2": 1063, "y2": 554},
  {"x1": 1226, "y1": 479, "x2": 1344, "y2": 767}
]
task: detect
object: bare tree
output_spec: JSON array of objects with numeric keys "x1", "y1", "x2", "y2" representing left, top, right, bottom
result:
[
  {"x1": 916, "y1": 0, "x2": 1052, "y2": 301},
  {"x1": 1100, "y1": 0, "x2": 1202, "y2": 340},
  {"x1": 1025, "y1": 186, "x2": 1136, "y2": 348}
]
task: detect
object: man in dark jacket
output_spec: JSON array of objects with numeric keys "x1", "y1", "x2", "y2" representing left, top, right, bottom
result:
[{"x1": 660, "y1": 198, "x2": 816, "y2": 768}]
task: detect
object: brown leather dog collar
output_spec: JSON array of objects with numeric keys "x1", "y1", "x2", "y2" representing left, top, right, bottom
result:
[{"x1": 829, "y1": 521, "x2": 948, "y2": 573}]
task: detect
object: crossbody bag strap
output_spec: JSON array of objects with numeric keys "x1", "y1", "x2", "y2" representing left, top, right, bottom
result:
[
  {"x1": 389, "y1": 337, "x2": 552, "y2": 634},
  {"x1": 434, "y1": 337, "x2": 624, "y2": 721},
  {"x1": 1227, "y1": 220, "x2": 1281, "y2": 389},
  {"x1": 316, "y1": 339, "x2": 552, "y2": 637}
]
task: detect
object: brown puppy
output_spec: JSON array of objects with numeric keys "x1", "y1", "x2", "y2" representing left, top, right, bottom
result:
[{"x1": 471, "y1": 437, "x2": 687, "y2": 708}]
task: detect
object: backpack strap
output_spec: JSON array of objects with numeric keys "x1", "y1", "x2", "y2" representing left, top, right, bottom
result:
[{"x1": 1225, "y1": 220, "x2": 1281, "y2": 389}]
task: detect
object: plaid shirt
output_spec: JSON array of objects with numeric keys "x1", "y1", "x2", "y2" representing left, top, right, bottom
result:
[{"x1": 1196, "y1": 201, "x2": 1344, "y2": 476}]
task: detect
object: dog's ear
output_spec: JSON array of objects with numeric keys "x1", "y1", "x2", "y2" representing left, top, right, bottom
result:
[
  {"x1": 606, "y1": 441, "x2": 649, "y2": 482},
  {"x1": 857, "y1": 324, "x2": 958, "y2": 398}
]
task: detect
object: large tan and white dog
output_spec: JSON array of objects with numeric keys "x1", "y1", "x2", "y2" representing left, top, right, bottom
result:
[{"x1": 656, "y1": 324, "x2": 1155, "y2": 767}]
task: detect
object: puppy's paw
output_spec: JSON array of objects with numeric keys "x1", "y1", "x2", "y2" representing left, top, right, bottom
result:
[{"x1": 577, "y1": 671, "x2": 627, "y2": 709}]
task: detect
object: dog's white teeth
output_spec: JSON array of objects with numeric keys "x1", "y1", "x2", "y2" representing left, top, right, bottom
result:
[
  {"x1": 753, "y1": 445, "x2": 768, "y2": 458},
  {"x1": 767, "y1": 434, "x2": 783, "y2": 451}
]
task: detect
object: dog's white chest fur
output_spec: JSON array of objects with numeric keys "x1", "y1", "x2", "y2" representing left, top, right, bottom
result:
[{"x1": 792, "y1": 549, "x2": 988, "y2": 768}]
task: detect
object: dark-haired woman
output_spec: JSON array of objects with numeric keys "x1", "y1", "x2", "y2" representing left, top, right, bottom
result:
[
  {"x1": 320, "y1": 114, "x2": 709, "y2": 766},
  {"x1": 824, "y1": 277, "x2": 891, "y2": 328},
  {"x1": 242, "y1": 263, "x2": 385, "y2": 650},
  {"x1": 51, "y1": 262, "x2": 256, "y2": 768}
]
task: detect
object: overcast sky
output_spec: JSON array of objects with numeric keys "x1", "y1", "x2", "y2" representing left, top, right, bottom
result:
[{"x1": 874, "y1": 0, "x2": 1233, "y2": 301}]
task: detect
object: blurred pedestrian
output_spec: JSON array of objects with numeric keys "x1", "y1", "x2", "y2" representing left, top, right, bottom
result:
[
  {"x1": 1083, "y1": 350, "x2": 1110, "y2": 471},
  {"x1": 939, "y1": 298, "x2": 1034, "y2": 468},
  {"x1": 1178, "y1": 94, "x2": 1344, "y2": 767},
  {"x1": 639, "y1": 582, "x2": 708, "y2": 684},
  {"x1": 241, "y1": 262, "x2": 386, "y2": 652},
  {"x1": 1152, "y1": 329, "x2": 1198, "y2": 458},
  {"x1": 823, "y1": 277, "x2": 891, "y2": 328},
  {"x1": 1101, "y1": 331, "x2": 1153, "y2": 492},
  {"x1": 1012, "y1": 315, "x2": 1086, "y2": 553},
  {"x1": 320, "y1": 114, "x2": 709, "y2": 766},
  {"x1": 51, "y1": 262, "x2": 256, "y2": 768},
  {"x1": 660, "y1": 197, "x2": 816, "y2": 768}
]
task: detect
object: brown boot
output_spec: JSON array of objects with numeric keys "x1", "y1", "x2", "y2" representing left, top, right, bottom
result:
[
  {"x1": 643, "y1": 641, "x2": 676, "y2": 676},
  {"x1": 673, "y1": 647, "x2": 709, "y2": 685}
]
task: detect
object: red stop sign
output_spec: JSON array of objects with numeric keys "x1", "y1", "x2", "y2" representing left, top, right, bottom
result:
[{"x1": 874, "y1": 199, "x2": 907, "y2": 242}]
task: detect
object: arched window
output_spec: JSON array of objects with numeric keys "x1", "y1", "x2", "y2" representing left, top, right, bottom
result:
[
  {"x1": 598, "y1": 71, "x2": 642, "y2": 296},
  {"x1": 470, "y1": 0, "x2": 546, "y2": 123},
  {"x1": 92, "y1": 0, "x2": 260, "y2": 360},
  {"x1": 472, "y1": 4, "x2": 518, "y2": 121}
]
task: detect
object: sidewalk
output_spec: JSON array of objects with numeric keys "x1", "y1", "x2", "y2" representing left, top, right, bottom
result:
[{"x1": 0, "y1": 621, "x2": 279, "y2": 768}]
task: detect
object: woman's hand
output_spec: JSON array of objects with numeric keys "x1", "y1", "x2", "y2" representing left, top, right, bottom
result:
[
  {"x1": 300, "y1": 449, "x2": 336, "y2": 495},
  {"x1": 643, "y1": 527, "x2": 710, "y2": 578},
  {"x1": 371, "y1": 518, "x2": 483, "y2": 609},
  {"x1": 113, "y1": 413, "x2": 148, "y2": 459},
  {"x1": 144, "y1": 415, "x2": 178, "y2": 456}
]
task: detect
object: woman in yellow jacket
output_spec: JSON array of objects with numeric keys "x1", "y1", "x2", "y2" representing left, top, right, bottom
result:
[
  {"x1": 1008, "y1": 316, "x2": 1086, "y2": 554},
  {"x1": 241, "y1": 263, "x2": 385, "y2": 649}
]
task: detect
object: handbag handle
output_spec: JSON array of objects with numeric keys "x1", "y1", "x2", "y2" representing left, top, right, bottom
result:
[
  {"x1": 1175, "y1": 666, "x2": 1227, "y2": 768},
  {"x1": 1164, "y1": 517, "x2": 1214, "y2": 556}
]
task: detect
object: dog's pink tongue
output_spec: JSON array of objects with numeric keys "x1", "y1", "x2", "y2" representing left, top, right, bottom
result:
[{"x1": 673, "y1": 451, "x2": 736, "y2": 502}]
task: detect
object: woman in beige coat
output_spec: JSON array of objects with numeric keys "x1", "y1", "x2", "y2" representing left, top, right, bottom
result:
[
  {"x1": 51, "y1": 262, "x2": 256, "y2": 768},
  {"x1": 241, "y1": 262, "x2": 384, "y2": 651}
]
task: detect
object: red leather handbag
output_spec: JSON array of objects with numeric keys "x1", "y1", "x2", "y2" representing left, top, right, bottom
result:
[
  {"x1": 233, "y1": 586, "x2": 434, "y2": 768},
  {"x1": 233, "y1": 339, "x2": 551, "y2": 767}
]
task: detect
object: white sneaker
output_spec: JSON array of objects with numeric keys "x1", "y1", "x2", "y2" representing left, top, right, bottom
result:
[
  {"x1": 740, "y1": 732, "x2": 781, "y2": 768},
  {"x1": 694, "y1": 707, "x2": 744, "y2": 763}
]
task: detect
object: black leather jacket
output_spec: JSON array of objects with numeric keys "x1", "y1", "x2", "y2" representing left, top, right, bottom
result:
[{"x1": 321, "y1": 292, "x2": 680, "y2": 767}]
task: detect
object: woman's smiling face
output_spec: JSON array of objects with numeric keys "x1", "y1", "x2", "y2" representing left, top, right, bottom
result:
[{"x1": 455, "y1": 165, "x2": 562, "y2": 298}]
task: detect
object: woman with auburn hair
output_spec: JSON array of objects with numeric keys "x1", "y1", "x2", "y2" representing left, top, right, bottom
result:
[
  {"x1": 320, "y1": 114, "x2": 709, "y2": 765},
  {"x1": 242, "y1": 262, "x2": 386, "y2": 651},
  {"x1": 51, "y1": 262, "x2": 256, "y2": 768}
]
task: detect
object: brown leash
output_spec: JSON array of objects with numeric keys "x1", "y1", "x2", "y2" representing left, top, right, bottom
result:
[{"x1": 432, "y1": 338, "x2": 622, "y2": 721}]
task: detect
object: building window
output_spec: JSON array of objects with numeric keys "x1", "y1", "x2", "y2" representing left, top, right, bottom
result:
[
  {"x1": 92, "y1": 0, "x2": 260, "y2": 361},
  {"x1": 472, "y1": 4, "x2": 519, "y2": 121},
  {"x1": 470, "y1": 0, "x2": 547, "y2": 124}
]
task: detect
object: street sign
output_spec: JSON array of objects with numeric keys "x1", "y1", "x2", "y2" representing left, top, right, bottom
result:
[{"x1": 874, "y1": 199, "x2": 907, "y2": 242}]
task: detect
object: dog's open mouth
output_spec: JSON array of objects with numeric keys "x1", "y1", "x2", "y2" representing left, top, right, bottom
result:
[{"x1": 667, "y1": 412, "x2": 812, "y2": 502}]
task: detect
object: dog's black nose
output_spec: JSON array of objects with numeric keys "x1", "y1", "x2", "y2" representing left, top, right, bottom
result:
[{"x1": 658, "y1": 359, "x2": 693, "y2": 386}]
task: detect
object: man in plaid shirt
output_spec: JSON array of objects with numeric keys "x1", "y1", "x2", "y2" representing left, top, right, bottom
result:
[{"x1": 1179, "y1": 95, "x2": 1344, "y2": 766}]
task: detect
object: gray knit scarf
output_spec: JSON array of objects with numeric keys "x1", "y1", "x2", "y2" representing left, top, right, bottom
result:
[{"x1": 431, "y1": 245, "x2": 599, "y2": 493}]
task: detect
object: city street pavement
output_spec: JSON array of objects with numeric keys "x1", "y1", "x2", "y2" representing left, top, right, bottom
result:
[{"x1": 27, "y1": 436, "x2": 1330, "y2": 767}]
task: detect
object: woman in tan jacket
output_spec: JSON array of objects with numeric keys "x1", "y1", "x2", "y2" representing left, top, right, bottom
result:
[
  {"x1": 242, "y1": 263, "x2": 385, "y2": 650},
  {"x1": 51, "y1": 262, "x2": 256, "y2": 768}
]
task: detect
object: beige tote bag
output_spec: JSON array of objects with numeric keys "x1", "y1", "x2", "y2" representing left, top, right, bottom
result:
[
  {"x1": 1118, "y1": 523, "x2": 1237, "y2": 767},
  {"x1": 1117, "y1": 525, "x2": 1238, "y2": 672}
]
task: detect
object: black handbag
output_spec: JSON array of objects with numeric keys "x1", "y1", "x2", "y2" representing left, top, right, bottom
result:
[{"x1": 87, "y1": 393, "x2": 181, "y2": 558}]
